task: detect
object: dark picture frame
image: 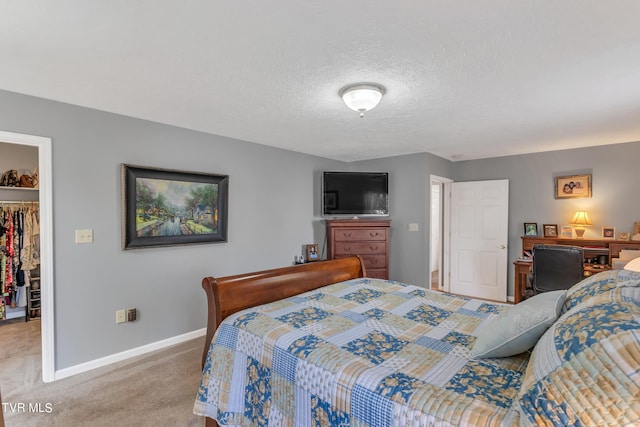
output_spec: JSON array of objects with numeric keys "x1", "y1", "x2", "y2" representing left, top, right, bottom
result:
[
  {"x1": 543, "y1": 224, "x2": 558, "y2": 237},
  {"x1": 122, "y1": 164, "x2": 228, "y2": 249},
  {"x1": 554, "y1": 174, "x2": 592, "y2": 199},
  {"x1": 524, "y1": 222, "x2": 538, "y2": 236}
]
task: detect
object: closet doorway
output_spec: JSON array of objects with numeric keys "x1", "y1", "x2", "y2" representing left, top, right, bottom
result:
[{"x1": 0, "y1": 131, "x2": 54, "y2": 382}]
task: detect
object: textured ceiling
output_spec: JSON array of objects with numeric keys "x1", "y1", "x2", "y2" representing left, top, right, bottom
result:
[{"x1": 1, "y1": 1, "x2": 640, "y2": 162}]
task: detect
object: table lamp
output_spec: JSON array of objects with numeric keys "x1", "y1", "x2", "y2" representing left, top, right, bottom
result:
[{"x1": 570, "y1": 210, "x2": 591, "y2": 238}]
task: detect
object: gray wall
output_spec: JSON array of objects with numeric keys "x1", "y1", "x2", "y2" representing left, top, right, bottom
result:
[
  {"x1": 0, "y1": 90, "x2": 345, "y2": 370},
  {"x1": 4, "y1": 86, "x2": 638, "y2": 371},
  {"x1": 452, "y1": 141, "x2": 640, "y2": 296}
]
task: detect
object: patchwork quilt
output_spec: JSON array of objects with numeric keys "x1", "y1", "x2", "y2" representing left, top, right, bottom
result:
[{"x1": 194, "y1": 278, "x2": 529, "y2": 426}]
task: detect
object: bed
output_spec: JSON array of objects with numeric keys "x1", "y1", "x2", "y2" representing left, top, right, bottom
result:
[{"x1": 194, "y1": 256, "x2": 640, "y2": 426}]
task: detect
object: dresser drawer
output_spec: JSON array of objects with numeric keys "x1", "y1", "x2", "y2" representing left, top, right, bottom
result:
[
  {"x1": 333, "y1": 228, "x2": 387, "y2": 242},
  {"x1": 359, "y1": 254, "x2": 387, "y2": 269},
  {"x1": 333, "y1": 242, "x2": 386, "y2": 255},
  {"x1": 366, "y1": 269, "x2": 387, "y2": 279}
]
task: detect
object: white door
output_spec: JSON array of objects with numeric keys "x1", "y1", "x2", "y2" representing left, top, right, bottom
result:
[{"x1": 450, "y1": 180, "x2": 509, "y2": 302}]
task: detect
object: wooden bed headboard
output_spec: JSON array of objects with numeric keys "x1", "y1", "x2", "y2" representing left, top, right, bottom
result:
[{"x1": 200, "y1": 255, "x2": 366, "y2": 367}]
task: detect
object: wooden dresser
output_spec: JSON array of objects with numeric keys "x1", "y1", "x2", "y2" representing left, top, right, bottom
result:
[{"x1": 326, "y1": 219, "x2": 391, "y2": 279}]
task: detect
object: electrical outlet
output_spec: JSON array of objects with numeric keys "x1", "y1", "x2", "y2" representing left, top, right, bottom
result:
[
  {"x1": 116, "y1": 309, "x2": 126, "y2": 324},
  {"x1": 127, "y1": 308, "x2": 137, "y2": 322}
]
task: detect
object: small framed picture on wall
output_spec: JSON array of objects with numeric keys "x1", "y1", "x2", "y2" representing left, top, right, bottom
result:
[
  {"x1": 560, "y1": 225, "x2": 573, "y2": 238},
  {"x1": 305, "y1": 244, "x2": 320, "y2": 262},
  {"x1": 543, "y1": 224, "x2": 558, "y2": 237},
  {"x1": 619, "y1": 232, "x2": 630, "y2": 241}
]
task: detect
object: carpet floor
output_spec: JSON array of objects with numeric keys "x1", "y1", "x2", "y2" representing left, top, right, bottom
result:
[{"x1": 0, "y1": 320, "x2": 205, "y2": 426}]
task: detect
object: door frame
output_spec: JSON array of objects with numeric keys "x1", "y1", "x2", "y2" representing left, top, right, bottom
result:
[
  {"x1": 428, "y1": 175, "x2": 452, "y2": 292},
  {"x1": 0, "y1": 130, "x2": 55, "y2": 382}
]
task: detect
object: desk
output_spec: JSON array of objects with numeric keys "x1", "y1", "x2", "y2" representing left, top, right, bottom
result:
[
  {"x1": 513, "y1": 260, "x2": 612, "y2": 304},
  {"x1": 516, "y1": 236, "x2": 640, "y2": 303},
  {"x1": 521, "y1": 236, "x2": 640, "y2": 265},
  {"x1": 513, "y1": 260, "x2": 532, "y2": 304}
]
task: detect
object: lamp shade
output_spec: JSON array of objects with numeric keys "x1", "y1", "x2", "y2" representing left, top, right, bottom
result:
[
  {"x1": 570, "y1": 211, "x2": 592, "y2": 226},
  {"x1": 340, "y1": 84, "x2": 385, "y2": 117},
  {"x1": 570, "y1": 210, "x2": 591, "y2": 238}
]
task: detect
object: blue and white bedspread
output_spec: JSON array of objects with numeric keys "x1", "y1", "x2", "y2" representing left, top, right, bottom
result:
[{"x1": 194, "y1": 278, "x2": 529, "y2": 426}]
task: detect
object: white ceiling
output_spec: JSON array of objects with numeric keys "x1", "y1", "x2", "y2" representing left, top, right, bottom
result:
[{"x1": 1, "y1": 1, "x2": 640, "y2": 162}]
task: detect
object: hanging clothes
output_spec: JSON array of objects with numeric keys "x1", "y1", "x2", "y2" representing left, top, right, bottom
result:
[{"x1": 0, "y1": 203, "x2": 39, "y2": 320}]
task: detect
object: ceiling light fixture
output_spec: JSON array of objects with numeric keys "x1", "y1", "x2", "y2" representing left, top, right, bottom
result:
[{"x1": 340, "y1": 83, "x2": 385, "y2": 118}]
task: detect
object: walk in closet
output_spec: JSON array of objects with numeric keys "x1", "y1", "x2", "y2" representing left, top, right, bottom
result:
[{"x1": 0, "y1": 141, "x2": 40, "y2": 323}]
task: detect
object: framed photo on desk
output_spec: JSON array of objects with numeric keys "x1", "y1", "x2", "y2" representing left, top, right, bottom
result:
[
  {"x1": 602, "y1": 226, "x2": 616, "y2": 239},
  {"x1": 524, "y1": 222, "x2": 538, "y2": 236},
  {"x1": 543, "y1": 224, "x2": 558, "y2": 237},
  {"x1": 305, "y1": 244, "x2": 320, "y2": 262}
]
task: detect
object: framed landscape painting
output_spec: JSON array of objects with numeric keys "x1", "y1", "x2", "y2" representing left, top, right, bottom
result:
[{"x1": 122, "y1": 164, "x2": 228, "y2": 249}]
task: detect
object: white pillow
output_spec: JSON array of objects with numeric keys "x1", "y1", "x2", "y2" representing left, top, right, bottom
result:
[
  {"x1": 471, "y1": 290, "x2": 566, "y2": 358},
  {"x1": 624, "y1": 257, "x2": 640, "y2": 272}
]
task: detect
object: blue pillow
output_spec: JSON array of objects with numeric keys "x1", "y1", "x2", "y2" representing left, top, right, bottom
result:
[{"x1": 471, "y1": 290, "x2": 566, "y2": 358}]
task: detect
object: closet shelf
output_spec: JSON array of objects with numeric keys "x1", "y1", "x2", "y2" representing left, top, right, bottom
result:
[{"x1": 0, "y1": 186, "x2": 38, "y2": 191}]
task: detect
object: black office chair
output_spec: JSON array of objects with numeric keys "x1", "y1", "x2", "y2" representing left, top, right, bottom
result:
[{"x1": 530, "y1": 244, "x2": 584, "y2": 294}]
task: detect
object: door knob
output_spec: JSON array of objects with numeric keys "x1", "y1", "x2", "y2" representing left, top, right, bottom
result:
[{"x1": 498, "y1": 244, "x2": 506, "y2": 249}]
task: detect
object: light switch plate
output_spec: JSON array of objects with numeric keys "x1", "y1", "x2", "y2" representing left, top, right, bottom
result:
[
  {"x1": 116, "y1": 309, "x2": 126, "y2": 324},
  {"x1": 408, "y1": 223, "x2": 419, "y2": 232},
  {"x1": 75, "y1": 229, "x2": 93, "y2": 244}
]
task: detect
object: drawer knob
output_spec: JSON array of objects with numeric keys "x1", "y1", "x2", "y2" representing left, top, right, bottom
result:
[
  {"x1": 342, "y1": 246, "x2": 352, "y2": 252},
  {"x1": 342, "y1": 233, "x2": 352, "y2": 238},
  {"x1": 370, "y1": 246, "x2": 378, "y2": 251}
]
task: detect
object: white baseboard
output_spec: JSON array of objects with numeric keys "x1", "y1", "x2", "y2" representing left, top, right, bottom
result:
[
  {"x1": 507, "y1": 295, "x2": 514, "y2": 303},
  {"x1": 54, "y1": 328, "x2": 206, "y2": 381}
]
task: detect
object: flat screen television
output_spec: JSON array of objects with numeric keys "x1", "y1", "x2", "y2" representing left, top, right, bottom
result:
[{"x1": 322, "y1": 171, "x2": 389, "y2": 217}]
